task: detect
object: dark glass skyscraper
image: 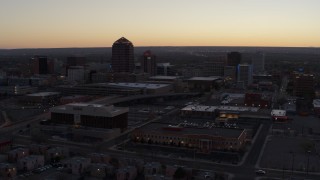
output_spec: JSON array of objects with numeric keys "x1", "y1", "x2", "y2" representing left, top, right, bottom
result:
[
  {"x1": 31, "y1": 56, "x2": 48, "y2": 74},
  {"x1": 111, "y1": 37, "x2": 134, "y2": 73}
]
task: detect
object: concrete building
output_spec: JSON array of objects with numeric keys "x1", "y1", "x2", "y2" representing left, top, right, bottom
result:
[
  {"x1": 203, "y1": 55, "x2": 227, "y2": 77},
  {"x1": 141, "y1": 50, "x2": 157, "y2": 76},
  {"x1": 50, "y1": 103, "x2": 129, "y2": 131},
  {"x1": 132, "y1": 122, "x2": 247, "y2": 152},
  {"x1": 66, "y1": 56, "x2": 86, "y2": 75},
  {"x1": 188, "y1": 77, "x2": 222, "y2": 92},
  {"x1": 111, "y1": 37, "x2": 135, "y2": 73},
  {"x1": 157, "y1": 63, "x2": 175, "y2": 76},
  {"x1": 237, "y1": 64, "x2": 253, "y2": 88},
  {"x1": 67, "y1": 66, "x2": 85, "y2": 82},
  {"x1": 17, "y1": 155, "x2": 44, "y2": 171}
]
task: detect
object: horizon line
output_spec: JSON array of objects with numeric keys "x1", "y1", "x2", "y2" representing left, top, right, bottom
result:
[{"x1": 1, "y1": 45, "x2": 320, "y2": 50}]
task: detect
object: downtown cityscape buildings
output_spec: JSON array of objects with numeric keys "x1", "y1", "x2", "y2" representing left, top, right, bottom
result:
[{"x1": 0, "y1": 37, "x2": 320, "y2": 180}]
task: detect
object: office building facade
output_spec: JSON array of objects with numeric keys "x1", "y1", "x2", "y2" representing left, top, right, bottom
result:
[{"x1": 111, "y1": 37, "x2": 134, "y2": 73}]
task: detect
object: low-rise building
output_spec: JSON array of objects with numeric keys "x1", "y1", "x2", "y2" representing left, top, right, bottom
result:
[
  {"x1": 17, "y1": 155, "x2": 44, "y2": 171},
  {"x1": 7, "y1": 148, "x2": 29, "y2": 162},
  {"x1": 50, "y1": 103, "x2": 128, "y2": 131},
  {"x1": 62, "y1": 157, "x2": 91, "y2": 175},
  {"x1": 90, "y1": 163, "x2": 115, "y2": 178},
  {"x1": 45, "y1": 147, "x2": 69, "y2": 163},
  {"x1": 29, "y1": 144, "x2": 49, "y2": 155},
  {"x1": 116, "y1": 166, "x2": 137, "y2": 180},
  {"x1": 271, "y1": 109, "x2": 288, "y2": 122},
  {"x1": 0, "y1": 163, "x2": 17, "y2": 178},
  {"x1": 132, "y1": 123, "x2": 247, "y2": 152},
  {"x1": 144, "y1": 162, "x2": 162, "y2": 175},
  {"x1": 188, "y1": 77, "x2": 222, "y2": 92}
]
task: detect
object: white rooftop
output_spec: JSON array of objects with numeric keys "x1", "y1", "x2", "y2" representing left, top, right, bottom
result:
[
  {"x1": 188, "y1": 76, "x2": 221, "y2": 81},
  {"x1": 108, "y1": 82, "x2": 170, "y2": 89},
  {"x1": 149, "y1": 76, "x2": 180, "y2": 80},
  {"x1": 271, "y1": 109, "x2": 286, "y2": 117},
  {"x1": 181, "y1": 105, "x2": 259, "y2": 113},
  {"x1": 313, "y1": 99, "x2": 320, "y2": 108}
]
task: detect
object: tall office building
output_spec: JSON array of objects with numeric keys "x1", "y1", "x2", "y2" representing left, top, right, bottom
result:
[
  {"x1": 31, "y1": 56, "x2": 48, "y2": 74},
  {"x1": 141, "y1": 50, "x2": 156, "y2": 76},
  {"x1": 237, "y1": 64, "x2": 253, "y2": 87},
  {"x1": 203, "y1": 55, "x2": 227, "y2": 76},
  {"x1": 227, "y1": 52, "x2": 241, "y2": 66},
  {"x1": 293, "y1": 73, "x2": 315, "y2": 98},
  {"x1": 111, "y1": 37, "x2": 134, "y2": 73},
  {"x1": 252, "y1": 52, "x2": 265, "y2": 74}
]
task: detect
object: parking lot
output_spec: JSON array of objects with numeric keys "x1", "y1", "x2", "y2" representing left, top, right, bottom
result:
[{"x1": 260, "y1": 136, "x2": 320, "y2": 172}]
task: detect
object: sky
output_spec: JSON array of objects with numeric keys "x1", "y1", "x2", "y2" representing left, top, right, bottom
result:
[{"x1": 1, "y1": 0, "x2": 320, "y2": 49}]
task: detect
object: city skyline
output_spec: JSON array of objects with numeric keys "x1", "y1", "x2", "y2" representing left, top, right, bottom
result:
[{"x1": 1, "y1": 0, "x2": 320, "y2": 49}]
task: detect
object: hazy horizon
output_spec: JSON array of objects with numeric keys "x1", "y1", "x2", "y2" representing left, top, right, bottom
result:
[{"x1": 1, "y1": 0, "x2": 320, "y2": 48}]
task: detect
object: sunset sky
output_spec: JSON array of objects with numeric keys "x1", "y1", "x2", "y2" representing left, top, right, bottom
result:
[{"x1": 1, "y1": 0, "x2": 320, "y2": 48}]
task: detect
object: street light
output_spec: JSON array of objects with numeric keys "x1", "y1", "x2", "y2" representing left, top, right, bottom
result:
[
  {"x1": 306, "y1": 150, "x2": 311, "y2": 176},
  {"x1": 290, "y1": 151, "x2": 295, "y2": 177}
]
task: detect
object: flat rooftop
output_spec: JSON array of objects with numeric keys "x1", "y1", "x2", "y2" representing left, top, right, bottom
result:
[
  {"x1": 149, "y1": 76, "x2": 180, "y2": 80},
  {"x1": 181, "y1": 105, "x2": 259, "y2": 112},
  {"x1": 26, "y1": 92, "x2": 60, "y2": 97},
  {"x1": 108, "y1": 82, "x2": 170, "y2": 89},
  {"x1": 139, "y1": 123, "x2": 244, "y2": 139},
  {"x1": 50, "y1": 103, "x2": 128, "y2": 117},
  {"x1": 271, "y1": 109, "x2": 286, "y2": 116},
  {"x1": 188, "y1": 76, "x2": 221, "y2": 81},
  {"x1": 313, "y1": 99, "x2": 320, "y2": 108}
]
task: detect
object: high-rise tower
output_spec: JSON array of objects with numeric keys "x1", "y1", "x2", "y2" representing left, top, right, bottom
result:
[
  {"x1": 30, "y1": 56, "x2": 48, "y2": 74},
  {"x1": 111, "y1": 37, "x2": 134, "y2": 73},
  {"x1": 141, "y1": 50, "x2": 156, "y2": 76}
]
